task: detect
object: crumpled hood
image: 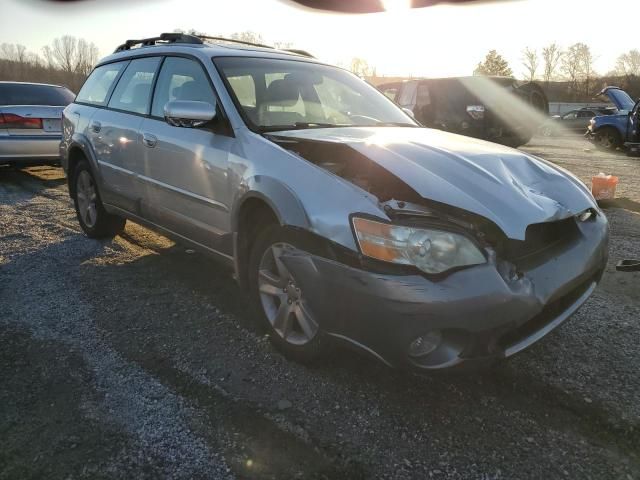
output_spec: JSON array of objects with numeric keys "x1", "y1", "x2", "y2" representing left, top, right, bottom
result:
[{"x1": 273, "y1": 127, "x2": 596, "y2": 240}]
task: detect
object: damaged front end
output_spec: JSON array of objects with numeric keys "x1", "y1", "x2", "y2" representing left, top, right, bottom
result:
[{"x1": 265, "y1": 128, "x2": 608, "y2": 369}]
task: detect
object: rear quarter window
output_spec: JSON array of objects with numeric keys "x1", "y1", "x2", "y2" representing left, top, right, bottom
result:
[
  {"x1": 0, "y1": 83, "x2": 75, "y2": 106},
  {"x1": 76, "y1": 61, "x2": 128, "y2": 106}
]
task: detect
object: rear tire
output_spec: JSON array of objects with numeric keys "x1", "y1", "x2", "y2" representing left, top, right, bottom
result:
[
  {"x1": 248, "y1": 224, "x2": 327, "y2": 363},
  {"x1": 73, "y1": 160, "x2": 126, "y2": 238},
  {"x1": 595, "y1": 127, "x2": 622, "y2": 151}
]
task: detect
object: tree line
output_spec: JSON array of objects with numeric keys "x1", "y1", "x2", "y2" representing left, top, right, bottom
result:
[
  {"x1": 474, "y1": 45, "x2": 640, "y2": 102},
  {"x1": 0, "y1": 36, "x2": 99, "y2": 92}
]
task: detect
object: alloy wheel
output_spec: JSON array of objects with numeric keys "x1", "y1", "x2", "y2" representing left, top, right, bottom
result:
[
  {"x1": 76, "y1": 170, "x2": 98, "y2": 228},
  {"x1": 258, "y1": 242, "x2": 319, "y2": 345}
]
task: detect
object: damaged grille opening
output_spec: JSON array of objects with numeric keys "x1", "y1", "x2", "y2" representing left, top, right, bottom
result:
[
  {"x1": 269, "y1": 136, "x2": 423, "y2": 203},
  {"x1": 500, "y1": 217, "x2": 581, "y2": 270}
]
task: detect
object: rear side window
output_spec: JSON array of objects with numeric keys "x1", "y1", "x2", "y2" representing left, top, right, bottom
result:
[
  {"x1": 108, "y1": 57, "x2": 161, "y2": 114},
  {"x1": 0, "y1": 83, "x2": 75, "y2": 106},
  {"x1": 151, "y1": 57, "x2": 216, "y2": 117},
  {"x1": 76, "y1": 62, "x2": 127, "y2": 106}
]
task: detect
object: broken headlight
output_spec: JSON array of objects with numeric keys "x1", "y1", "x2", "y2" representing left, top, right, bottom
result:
[{"x1": 352, "y1": 217, "x2": 486, "y2": 274}]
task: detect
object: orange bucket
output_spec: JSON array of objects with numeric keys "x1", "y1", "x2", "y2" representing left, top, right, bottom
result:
[{"x1": 591, "y1": 174, "x2": 619, "y2": 200}]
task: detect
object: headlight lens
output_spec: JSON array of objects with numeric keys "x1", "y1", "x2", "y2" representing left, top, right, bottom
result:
[{"x1": 352, "y1": 217, "x2": 486, "y2": 274}]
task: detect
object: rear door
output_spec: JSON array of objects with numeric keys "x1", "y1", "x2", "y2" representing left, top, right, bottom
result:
[
  {"x1": 137, "y1": 56, "x2": 233, "y2": 254},
  {"x1": 85, "y1": 58, "x2": 161, "y2": 212}
]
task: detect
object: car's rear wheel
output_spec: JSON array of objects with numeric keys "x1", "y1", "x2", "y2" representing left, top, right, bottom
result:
[
  {"x1": 248, "y1": 224, "x2": 326, "y2": 363},
  {"x1": 595, "y1": 127, "x2": 622, "y2": 151},
  {"x1": 73, "y1": 160, "x2": 126, "y2": 238},
  {"x1": 540, "y1": 125, "x2": 554, "y2": 137}
]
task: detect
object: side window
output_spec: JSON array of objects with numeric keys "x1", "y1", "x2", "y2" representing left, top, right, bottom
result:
[
  {"x1": 108, "y1": 57, "x2": 161, "y2": 114},
  {"x1": 563, "y1": 111, "x2": 577, "y2": 120},
  {"x1": 151, "y1": 57, "x2": 216, "y2": 117},
  {"x1": 578, "y1": 110, "x2": 594, "y2": 118},
  {"x1": 76, "y1": 62, "x2": 127, "y2": 106}
]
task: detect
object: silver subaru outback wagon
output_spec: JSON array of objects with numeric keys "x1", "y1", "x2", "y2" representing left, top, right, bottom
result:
[{"x1": 60, "y1": 33, "x2": 608, "y2": 370}]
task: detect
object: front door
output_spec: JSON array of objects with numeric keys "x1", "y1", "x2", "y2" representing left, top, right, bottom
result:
[{"x1": 137, "y1": 56, "x2": 234, "y2": 255}]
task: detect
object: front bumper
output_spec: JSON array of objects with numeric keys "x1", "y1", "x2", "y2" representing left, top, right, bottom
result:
[
  {"x1": 281, "y1": 213, "x2": 608, "y2": 370},
  {"x1": 0, "y1": 135, "x2": 62, "y2": 163}
]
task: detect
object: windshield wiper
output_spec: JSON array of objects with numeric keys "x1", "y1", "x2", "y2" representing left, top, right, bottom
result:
[
  {"x1": 259, "y1": 122, "x2": 346, "y2": 132},
  {"x1": 372, "y1": 121, "x2": 420, "y2": 127}
]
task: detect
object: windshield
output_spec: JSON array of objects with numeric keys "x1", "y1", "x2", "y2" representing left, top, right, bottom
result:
[{"x1": 214, "y1": 57, "x2": 417, "y2": 131}]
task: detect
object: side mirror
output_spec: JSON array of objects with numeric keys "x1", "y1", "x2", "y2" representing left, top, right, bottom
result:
[
  {"x1": 402, "y1": 107, "x2": 415, "y2": 119},
  {"x1": 164, "y1": 100, "x2": 216, "y2": 128}
]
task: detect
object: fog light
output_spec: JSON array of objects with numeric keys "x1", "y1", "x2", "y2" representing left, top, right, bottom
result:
[{"x1": 408, "y1": 331, "x2": 442, "y2": 358}]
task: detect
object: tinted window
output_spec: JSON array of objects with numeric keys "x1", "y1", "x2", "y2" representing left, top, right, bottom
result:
[
  {"x1": 108, "y1": 57, "x2": 161, "y2": 114},
  {"x1": 578, "y1": 111, "x2": 594, "y2": 118},
  {"x1": 151, "y1": 57, "x2": 216, "y2": 117},
  {"x1": 563, "y1": 111, "x2": 577, "y2": 120},
  {"x1": 76, "y1": 62, "x2": 127, "y2": 106},
  {"x1": 0, "y1": 83, "x2": 75, "y2": 106}
]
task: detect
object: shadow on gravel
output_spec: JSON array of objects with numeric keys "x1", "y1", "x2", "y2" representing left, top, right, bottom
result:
[
  {"x1": 72, "y1": 238, "x2": 639, "y2": 477},
  {"x1": 0, "y1": 323, "x2": 161, "y2": 479}
]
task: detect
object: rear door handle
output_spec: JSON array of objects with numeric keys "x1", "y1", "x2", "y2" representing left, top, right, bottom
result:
[
  {"x1": 142, "y1": 133, "x2": 157, "y2": 148},
  {"x1": 90, "y1": 121, "x2": 101, "y2": 133}
]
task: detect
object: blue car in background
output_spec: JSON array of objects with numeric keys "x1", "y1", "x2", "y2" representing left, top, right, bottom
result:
[{"x1": 586, "y1": 86, "x2": 639, "y2": 152}]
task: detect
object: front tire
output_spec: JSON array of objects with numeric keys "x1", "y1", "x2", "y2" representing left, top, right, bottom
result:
[
  {"x1": 248, "y1": 224, "x2": 327, "y2": 363},
  {"x1": 73, "y1": 160, "x2": 126, "y2": 238},
  {"x1": 595, "y1": 127, "x2": 622, "y2": 151}
]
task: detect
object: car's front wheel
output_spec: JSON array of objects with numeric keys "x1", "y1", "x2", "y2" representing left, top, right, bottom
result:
[
  {"x1": 595, "y1": 127, "x2": 622, "y2": 151},
  {"x1": 248, "y1": 225, "x2": 326, "y2": 363},
  {"x1": 73, "y1": 160, "x2": 126, "y2": 238}
]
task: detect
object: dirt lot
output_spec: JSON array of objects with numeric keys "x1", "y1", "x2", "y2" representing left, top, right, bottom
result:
[{"x1": 1, "y1": 134, "x2": 639, "y2": 479}]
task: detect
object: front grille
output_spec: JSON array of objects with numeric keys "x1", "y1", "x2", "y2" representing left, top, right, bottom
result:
[
  {"x1": 503, "y1": 217, "x2": 579, "y2": 269},
  {"x1": 498, "y1": 275, "x2": 594, "y2": 349}
]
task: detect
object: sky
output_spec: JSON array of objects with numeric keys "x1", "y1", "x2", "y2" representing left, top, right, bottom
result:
[{"x1": 1, "y1": 0, "x2": 638, "y2": 79}]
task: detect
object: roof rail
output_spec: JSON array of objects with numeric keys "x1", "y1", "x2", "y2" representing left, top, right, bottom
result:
[
  {"x1": 196, "y1": 35, "x2": 274, "y2": 50},
  {"x1": 114, "y1": 33, "x2": 202, "y2": 53},
  {"x1": 283, "y1": 49, "x2": 314, "y2": 58},
  {"x1": 113, "y1": 33, "x2": 312, "y2": 57}
]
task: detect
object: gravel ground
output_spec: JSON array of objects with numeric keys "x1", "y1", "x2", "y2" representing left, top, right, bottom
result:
[{"x1": 1, "y1": 135, "x2": 639, "y2": 479}]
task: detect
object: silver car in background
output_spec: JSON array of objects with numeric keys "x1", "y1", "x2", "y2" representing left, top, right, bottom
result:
[
  {"x1": 60, "y1": 33, "x2": 608, "y2": 371},
  {"x1": 0, "y1": 81, "x2": 74, "y2": 166}
]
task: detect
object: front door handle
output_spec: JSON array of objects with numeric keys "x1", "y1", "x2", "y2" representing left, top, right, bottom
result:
[
  {"x1": 142, "y1": 133, "x2": 157, "y2": 148},
  {"x1": 90, "y1": 121, "x2": 101, "y2": 133}
]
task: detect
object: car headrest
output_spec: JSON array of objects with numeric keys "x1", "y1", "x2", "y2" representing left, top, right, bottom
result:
[
  {"x1": 177, "y1": 81, "x2": 204, "y2": 102},
  {"x1": 264, "y1": 78, "x2": 300, "y2": 107}
]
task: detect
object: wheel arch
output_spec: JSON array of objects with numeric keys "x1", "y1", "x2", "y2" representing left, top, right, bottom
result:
[
  {"x1": 232, "y1": 177, "x2": 312, "y2": 289},
  {"x1": 66, "y1": 135, "x2": 102, "y2": 199}
]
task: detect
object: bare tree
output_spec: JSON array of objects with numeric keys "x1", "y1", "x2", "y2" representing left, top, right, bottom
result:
[
  {"x1": 577, "y1": 43, "x2": 596, "y2": 96},
  {"x1": 230, "y1": 31, "x2": 265, "y2": 45},
  {"x1": 0, "y1": 43, "x2": 28, "y2": 63},
  {"x1": 541, "y1": 43, "x2": 563, "y2": 84},
  {"x1": 615, "y1": 49, "x2": 640, "y2": 77},
  {"x1": 521, "y1": 47, "x2": 539, "y2": 81},
  {"x1": 561, "y1": 43, "x2": 581, "y2": 98},
  {"x1": 350, "y1": 57, "x2": 374, "y2": 77},
  {"x1": 41, "y1": 36, "x2": 99, "y2": 76}
]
